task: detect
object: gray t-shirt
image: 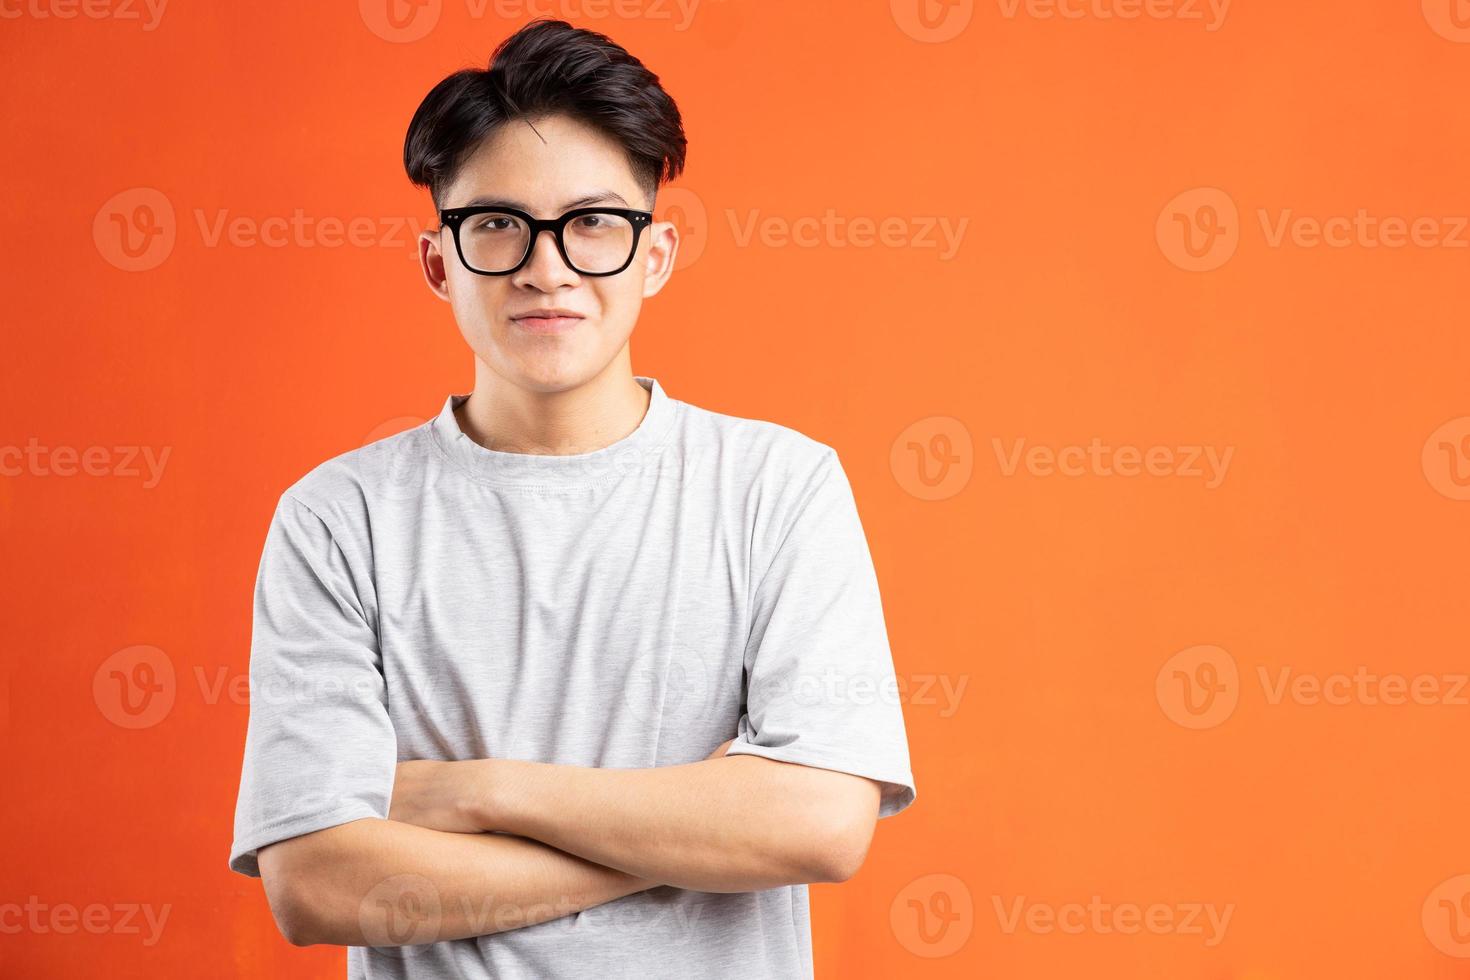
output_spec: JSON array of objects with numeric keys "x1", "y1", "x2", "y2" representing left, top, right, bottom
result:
[{"x1": 229, "y1": 375, "x2": 916, "y2": 979}]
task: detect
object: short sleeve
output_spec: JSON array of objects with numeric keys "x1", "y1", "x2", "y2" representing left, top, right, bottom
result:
[
  {"x1": 725, "y1": 450, "x2": 917, "y2": 818},
  {"x1": 228, "y1": 494, "x2": 398, "y2": 877}
]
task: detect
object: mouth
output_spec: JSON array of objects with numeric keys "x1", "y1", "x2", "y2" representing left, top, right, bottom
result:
[{"x1": 509, "y1": 310, "x2": 586, "y2": 335}]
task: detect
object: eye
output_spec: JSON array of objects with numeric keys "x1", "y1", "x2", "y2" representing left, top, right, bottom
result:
[{"x1": 573, "y1": 214, "x2": 605, "y2": 229}]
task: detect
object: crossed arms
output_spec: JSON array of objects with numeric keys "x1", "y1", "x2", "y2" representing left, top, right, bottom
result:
[{"x1": 258, "y1": 738, "x2": 883, "y2": 947}]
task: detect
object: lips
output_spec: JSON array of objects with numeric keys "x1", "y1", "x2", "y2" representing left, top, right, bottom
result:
[{"x1": 510, "y1": 310, "x2": 585, "y2": 334}]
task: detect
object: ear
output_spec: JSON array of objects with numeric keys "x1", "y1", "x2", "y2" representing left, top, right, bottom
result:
[
  {"x1": 640, "y1": 219, "x2": 680, "y2": 298},
  {"x1": 418, "y1": 227, "x2": 452, "y2": 301}
]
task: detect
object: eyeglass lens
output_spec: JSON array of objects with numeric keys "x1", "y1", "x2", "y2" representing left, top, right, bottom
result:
[{"x1": 459, "y1": 211, "x2": 636, "y2": 274}]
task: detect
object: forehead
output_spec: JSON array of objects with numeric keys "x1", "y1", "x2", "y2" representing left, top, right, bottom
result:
[{"x1": 442, "y1": 113, "x2": 644, "y2": 214}]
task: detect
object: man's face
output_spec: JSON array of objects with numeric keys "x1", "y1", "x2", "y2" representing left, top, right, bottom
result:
[{"x1": 419, "y1": 113, "x2": 678, "y2": 394}]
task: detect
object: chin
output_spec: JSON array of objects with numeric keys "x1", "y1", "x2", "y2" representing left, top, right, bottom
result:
[{"x1": 497, "y1": 353, "x2": 597, "y2": 393}]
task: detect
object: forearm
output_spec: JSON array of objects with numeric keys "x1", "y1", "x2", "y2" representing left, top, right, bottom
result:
[
  {"x1": 258, "y1": 817, "x2": 658, "y2": 947},
  {"x1": 483, "y1": 755, "x2": 865, "y2": 893}
]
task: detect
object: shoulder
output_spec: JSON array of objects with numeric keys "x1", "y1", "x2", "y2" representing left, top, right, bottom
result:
[
  {"x1": 673, "y1": 397, "x2": 839, "y2": 479},
  {"x1": 668, "y1": 395, "x2": 846, "y2": 524},
  {"x1": 272, "y1": 420, "x2": 440, "y2": 538}
]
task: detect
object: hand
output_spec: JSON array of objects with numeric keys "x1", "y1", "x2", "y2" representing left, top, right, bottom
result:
[
  {"x1": 389, "y1": 759, "x2": 494, "y2": 834},
  {"x1": 705, "y1": 738, "x2": 736, "y2": 761}
]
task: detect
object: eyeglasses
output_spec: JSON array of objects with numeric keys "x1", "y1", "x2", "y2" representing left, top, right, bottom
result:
[{"x1": 438, "y1": 205, "x2": 654, "y2": 277}]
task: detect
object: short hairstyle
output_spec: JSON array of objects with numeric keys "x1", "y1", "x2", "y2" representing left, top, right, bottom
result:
[{"x1": 403, "y1": 18, "x2": 688, "y2": 212}]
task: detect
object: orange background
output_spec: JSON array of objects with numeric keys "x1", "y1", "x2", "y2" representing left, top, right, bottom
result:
[{"x1": 4, "y1": 0, "x2": 1470, "y2": 977}]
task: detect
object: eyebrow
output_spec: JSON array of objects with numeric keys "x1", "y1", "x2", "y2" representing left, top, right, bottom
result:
[{"x1": 459, "y1": 190, "x2": 632, "y2": 211}]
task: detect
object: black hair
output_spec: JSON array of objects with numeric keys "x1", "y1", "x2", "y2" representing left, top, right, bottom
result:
[{"x1": 403, "y1": 18, "x2": 687, "y2": 212}]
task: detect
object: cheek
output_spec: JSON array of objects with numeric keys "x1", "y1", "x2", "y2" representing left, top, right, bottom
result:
[
  {"x1": 448, "y1": 276, "x2": 504, "y2": 339},
  {"x1": 590, "y1": 281, "x2": 641, "y2": 338}
]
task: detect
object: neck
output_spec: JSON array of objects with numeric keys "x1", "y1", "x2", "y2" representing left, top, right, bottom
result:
[{"x1": 455, "y1": 349, "x2": 651, "y2": 456}]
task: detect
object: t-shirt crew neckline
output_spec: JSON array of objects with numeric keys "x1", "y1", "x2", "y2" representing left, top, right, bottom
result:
[{"x1": 427, "y1": 375, "x2": 677, "y2": 490}]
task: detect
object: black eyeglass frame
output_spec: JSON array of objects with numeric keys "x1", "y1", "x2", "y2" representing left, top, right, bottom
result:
[{"x1": 437, "y1": 205, "x2": 654, "y2": 277}]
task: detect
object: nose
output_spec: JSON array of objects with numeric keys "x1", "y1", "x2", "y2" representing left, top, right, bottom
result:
[{"x1": 512, "y1": 226, "x2": 579, "y2": 291}]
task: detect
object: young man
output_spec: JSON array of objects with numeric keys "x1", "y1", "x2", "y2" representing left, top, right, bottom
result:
[{"x1": 229, "y1": 18, "x2": 916, "y2": 980}]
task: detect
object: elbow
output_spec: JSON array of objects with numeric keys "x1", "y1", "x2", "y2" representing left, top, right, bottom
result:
[
  {"x1": 728, "y1": 757, "x2": 884, "y2": 886},
  {"x1": 808, "y1": 835, "x2": 871, "y2": 884},
  {"x1": 259, "y1": 845, "x2": 330, "y2": 947},
  {"x1": 768, "y1": 767, "x2": 883, "y2": 885},
  {"x1": 802, "y1": 808, "x2": 877, "y2": 884},
  {"x1": 265, "y1": 882, "x2": 322, "y2": 947},
  {"x1": 275, "y1": 900, "x2": 323, "y2": 948},
  {"x1": 277, "y1": 917, "x2": 319, "y2": 948},
  {"x1": 267, "y1": 882, "x2": 326, "y2": 947}
]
